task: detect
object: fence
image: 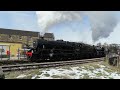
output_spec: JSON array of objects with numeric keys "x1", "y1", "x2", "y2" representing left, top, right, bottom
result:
[
  {"x1": 17, "y1": 48, "x2": 30, "y2": 60},
  {"x1": 0, "y1": 45, "x2": 30, "y2": 61}
]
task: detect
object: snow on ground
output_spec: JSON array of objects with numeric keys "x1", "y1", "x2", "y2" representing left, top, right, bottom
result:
[
  {"x1": 14, "y1": 62, "x2": 120, "y2": 79},
  {"x1": 16, "y1": 74, "x2": 27, "y2": 78}
]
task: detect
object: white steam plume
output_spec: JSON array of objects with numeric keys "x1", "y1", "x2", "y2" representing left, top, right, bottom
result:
[
  {"x1": 36, "y1": 11, "x2": 83, "y2": 34},
  {"x1": 36, "y1": 11, "x2": 118, "y2": 42},
  {"x1": 85, "y1": 11, "x2": 118, "y2": 42}
]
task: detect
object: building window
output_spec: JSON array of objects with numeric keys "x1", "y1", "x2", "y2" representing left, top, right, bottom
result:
[
  {"x1": 0, "y1": 49, "x2": 4, "y2": 52},
  {"x1": 19, "y1": 36, "x2": 22, "y2": 40},
  {"x1": 9, "y1": 35, "x2": 12, "y2": 39}
]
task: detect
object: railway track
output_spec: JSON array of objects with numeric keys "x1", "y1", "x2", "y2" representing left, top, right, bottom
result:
[
  {"x1": 1, "y1": 58, "x2": 105, "y2": 72},
  {"x1": 0, "y1": 60, "x2": 30, "y2": 66}
]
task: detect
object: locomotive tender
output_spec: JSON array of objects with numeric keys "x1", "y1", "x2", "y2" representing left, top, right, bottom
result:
[{"x1": 26, "y1": 39, "x2": 105, "y2": 62}]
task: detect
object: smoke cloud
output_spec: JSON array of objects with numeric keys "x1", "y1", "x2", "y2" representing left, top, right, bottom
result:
[
  {"x1": 36, "y1": 11, "x2": 118, "y2": 42},
  {"x1": 85, "y1": 11, "x2": 118, "y2": 42}
]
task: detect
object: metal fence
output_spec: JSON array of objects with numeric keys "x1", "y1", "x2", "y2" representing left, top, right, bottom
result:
[
  {"x1": 17, "y1": 48, "x2": 30, "y2": 60},
  {"x1": 0, "y1": 45, "x2": 29, "y2": 61}
]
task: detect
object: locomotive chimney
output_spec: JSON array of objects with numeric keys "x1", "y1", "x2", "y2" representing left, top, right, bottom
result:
[
  {"x1": 39, "y1": 32, "x2": 44, "y2": 40},
  {"x1": 41, "y1": 37, "x2": 44, "y2": 40}
]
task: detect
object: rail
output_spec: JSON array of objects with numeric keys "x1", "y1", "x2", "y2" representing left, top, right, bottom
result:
[{"x1": 1, "y1": 57, "x2": 105, "y2": 72}]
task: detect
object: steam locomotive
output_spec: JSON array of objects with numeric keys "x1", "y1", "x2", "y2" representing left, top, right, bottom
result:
[{"x1": 26, "y1": 39, "x2": 105, "y2": 62}]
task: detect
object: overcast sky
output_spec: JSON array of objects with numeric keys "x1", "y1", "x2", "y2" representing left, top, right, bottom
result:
[{"x1": 0, "y1": 11, "x2": 119, "y2": 45}]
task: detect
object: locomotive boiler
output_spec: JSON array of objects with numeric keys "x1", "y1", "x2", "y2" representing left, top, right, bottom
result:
[{"x1": 26, "y1": 39, "x2": 105, "y2": 62}]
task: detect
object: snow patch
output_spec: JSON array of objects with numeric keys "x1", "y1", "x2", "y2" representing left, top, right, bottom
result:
[
  {"x1": 31, "y1": 75, "x2": 38, "y2": 79},
  {"x1": 16, "y1": 74, "x2": 27, "y2": 78},
  {"x1": 15, "y1": 63, "x2": 120, "y2": 79},
  {"x1": 36, "y1": 65, "x2": 120, "y2": 79}
]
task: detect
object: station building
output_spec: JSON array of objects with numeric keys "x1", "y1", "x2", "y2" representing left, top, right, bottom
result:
[{"x1": 0, "y1": 28, "x2": 40, "y2": 57}]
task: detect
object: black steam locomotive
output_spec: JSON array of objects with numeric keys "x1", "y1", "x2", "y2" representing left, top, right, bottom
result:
[{"x1": 26, "y1": 39, "x2": 105, "y2": 62}]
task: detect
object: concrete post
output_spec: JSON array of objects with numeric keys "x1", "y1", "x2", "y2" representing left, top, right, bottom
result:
[
  {"x1": 18, "y1": 48, "x2": 20, "y2": 60},
  {"x1": 9, "y1": 45, "x2": 10, "y2": 60}
]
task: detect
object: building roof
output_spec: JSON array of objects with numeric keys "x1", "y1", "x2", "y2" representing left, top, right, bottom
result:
[
  {"x1": 44, "y1": 33, "x2": 54, "y2": 38},
  {"x1": 0, "y1": 28, "x2": 39, "y2": 37}
]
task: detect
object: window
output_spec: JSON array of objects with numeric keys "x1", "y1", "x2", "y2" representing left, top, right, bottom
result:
[
  {"x1": 9, "y1": 35, "x2": 12, "y2": 39},
  {"x1": 0, "y1": 49, "x2": 5, "y2": 52},
  {"x1": 19, "y1": 36, "x2": 22, "y2": 40}
]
